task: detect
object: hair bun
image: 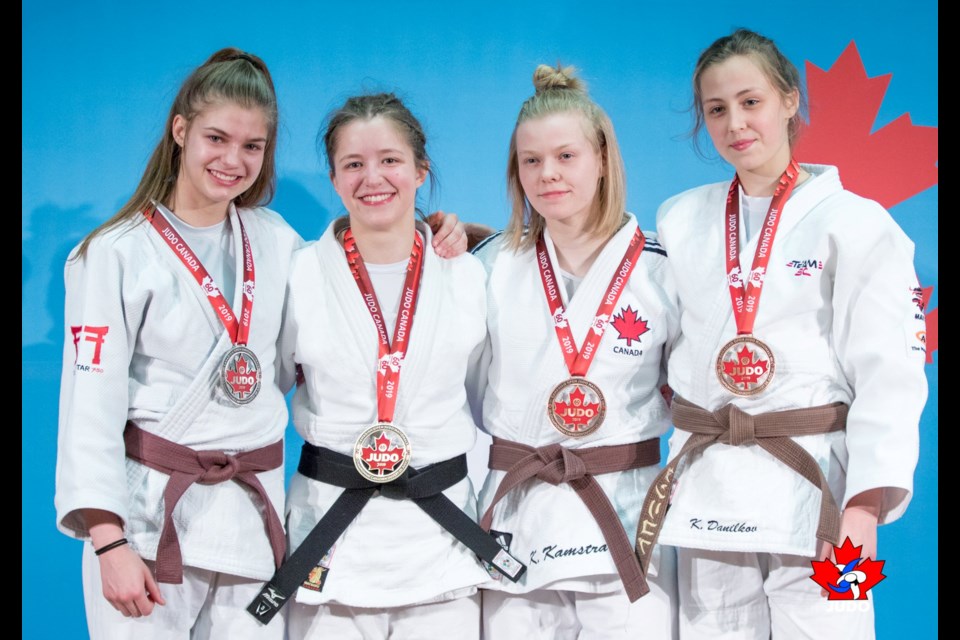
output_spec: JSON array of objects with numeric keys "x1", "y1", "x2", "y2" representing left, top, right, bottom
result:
[{"x1": 532, "y1": 64, "x2": 585, "y2": 95}]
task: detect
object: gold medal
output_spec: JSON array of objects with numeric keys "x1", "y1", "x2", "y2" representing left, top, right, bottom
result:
[
  {"x1": 716, "y1": 335, "x2": 775, "y2": 396},
  {"x1": 547, "y1": 377, "x2": 606, "y2": 437},
  {"x1": 352, "y1": 423, "x2": 411, "y2": 483}
]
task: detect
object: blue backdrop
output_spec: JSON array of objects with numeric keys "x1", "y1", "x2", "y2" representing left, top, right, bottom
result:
[{"x1": 23, "y1": 2, "x2": 937, "y2": 638}]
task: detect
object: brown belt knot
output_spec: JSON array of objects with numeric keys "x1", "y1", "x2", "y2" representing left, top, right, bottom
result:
[
  {"x1": 481, "y1": 436, "x2": 660, "y2": 602},
  {"x1": 196, "y1": 451, "x2": 241, "y2": 484},
  {"x1": 534, "y1": 444, "x2": 588, "y2": 484},
  {"x1": 634, "y1": 397, "x2": 847, "y2": 576},
  {"x1": 726, "y1": 404, "x2": 756, "y2": 446},
  {"x1": 123, "y1": 422, "x2": 286, "y2": 584}
]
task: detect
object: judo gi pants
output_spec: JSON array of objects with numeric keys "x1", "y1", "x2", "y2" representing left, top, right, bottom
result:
[
  {"x1": 288, "y1": 591, "x2": 481, "y2": 639},
  {"x1": 678, "y1": 547, "x2": 875, "y2": 640},
  {"x1": 482, "y1": 547, "x2": 677, "y2": 640},
  {"x1": 82, "y1": 543, "x2": 283, "y2": 640}
]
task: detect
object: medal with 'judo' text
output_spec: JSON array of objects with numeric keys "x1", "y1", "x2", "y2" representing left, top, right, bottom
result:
[
  {"x1": 144, "y1": 205, "x2": 260, "y2": 404},
  {"x1": 536, "y1": 228, "x2": 646, "y2": 437},
  {"x1": 343, "y1": 227, "x2": 424, "y2": 482},
  {"x1": 353, "y1": 423, "x2": 411, "y2": 483},
  {"x1": 716, "y1": 160, "x2": 800, "y2": 396}
]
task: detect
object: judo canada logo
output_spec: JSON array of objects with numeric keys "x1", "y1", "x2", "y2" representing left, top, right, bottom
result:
[{"x1": 810, "y1": 537, "x2": 886, "y2": 600}]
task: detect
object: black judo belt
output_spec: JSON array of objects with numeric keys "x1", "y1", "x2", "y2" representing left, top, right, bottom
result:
[{"x1": 247, "y1": 443, "x2": 526, "y2": 624}]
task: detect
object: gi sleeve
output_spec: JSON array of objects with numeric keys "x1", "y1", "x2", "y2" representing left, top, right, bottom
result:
[
  {"x1": 830, "y1": 200, "x2": 927, "y2": 524},
  {"x1": 55, "y1": 237, "x2": 143, "y2": 539}
]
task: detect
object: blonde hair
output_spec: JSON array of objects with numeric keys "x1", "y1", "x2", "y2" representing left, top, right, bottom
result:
[
  {"x1": 75, "y1": 48, "x2": 279, "y2": 258},
  {"x1": 504, "y1": 64, "x2": 626, "y2": 251}
]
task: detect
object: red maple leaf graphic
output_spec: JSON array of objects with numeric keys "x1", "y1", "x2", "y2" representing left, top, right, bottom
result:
[
  {"x1": 553, "y1": 386, "x2": 601, "y2": 431},
  {"x1": 796, "y1": 42, "x2": 938, "y2": 208},
  {"x1": 225, "y1": 359, "x2": 257, "y2": 394},
  {"x1": 611, "y1": 305, "x2": 650, "y2": 346},
  {"x1": 810, "y1": 537, "x2": 886, "y2": 600},
  {"x1": 722, "y1": 346, "x2": 768, "y2": 385},
  {"x1": 360, "y1": 431, "x2": 406, "y2": 474},
  {"x1": 921, "y1": 285, "x2": 937, "y2": 364}
]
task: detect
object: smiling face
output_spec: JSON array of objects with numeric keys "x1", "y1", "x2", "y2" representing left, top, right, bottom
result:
[
  {"x1": 699, "y1": 54, "x2": 798, "y2": 194},
  {"x1": 171, "y1": 101, "x2": 269, "y2": 223},
  {"x1": 515, "y1": 111, "x2": 604, "y2": 232},
  {"x1": 330, "y1": 116, "x2": 427, "y2": 236}
]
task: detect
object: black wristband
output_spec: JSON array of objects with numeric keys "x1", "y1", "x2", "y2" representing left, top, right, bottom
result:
[{"x1": 94, "y1": 538, "x2": 129, "y2": 556}]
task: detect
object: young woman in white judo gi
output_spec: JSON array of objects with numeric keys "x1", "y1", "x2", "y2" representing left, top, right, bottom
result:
[
  {"x1": 471, "y1": 64, "x2": 679, "y2": 639},
  {"x1": 641, "y1": 29, "x2": 928, "y2": 639},
  {"x1": 54, "y1": 50, "x2": 466, "y2": 640},
  {"x1": 260, "y1": 92, "x2": 510, "y2": 640}
]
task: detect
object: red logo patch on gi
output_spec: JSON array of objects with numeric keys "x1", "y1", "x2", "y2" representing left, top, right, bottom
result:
[
  {"x1": 71, "y1": 325, "x2": 109, "y2": 371},
  {"x1": 611, "y1": 305, "x2": 649, "y2": 346},
  {"x1": 786, "y1": 258, "x2": 824, "y2": 277},
  {"x1": 810, "y1": 537, "x2": 886, "y2": 600}
]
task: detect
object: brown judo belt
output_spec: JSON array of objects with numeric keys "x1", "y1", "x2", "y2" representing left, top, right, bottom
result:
[
  {"x1": 480, "y1": 437, "x2": 660, "y2": 602},
  {"x1": 634, "y1": 397, "x2": 846, "y2": 573},
  {"x1": 123, "y1": 422, "x2": 286, "y2": 583}
]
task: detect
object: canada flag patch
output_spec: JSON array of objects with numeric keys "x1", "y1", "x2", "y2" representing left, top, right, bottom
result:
[{"x1": 611, "y1": 305, "x2": 649, "y2": 356}]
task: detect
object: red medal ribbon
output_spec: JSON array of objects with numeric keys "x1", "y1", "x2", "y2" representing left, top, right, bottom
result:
[
  {"x1": 343, "y1": 228, "x2": 425, "y2": 423},
  {"x1": 535, "y1": 227, "x2": 645, "y2": 377},
  {"x1": 724, "y1": 159, "x2": 802, "y2": 335},
  {"x1": 144, "y1": 206, "x2": 255, "y2": 347}
]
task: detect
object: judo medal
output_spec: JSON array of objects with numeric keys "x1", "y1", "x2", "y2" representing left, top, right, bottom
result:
[
  {"x1": 716, "y1": 335, "x2": 775, "y2": 396},
  {"x1": 343, "y1": 227, "x2": 425, "y2": 478},
  {"x1": 717, "y1": 159, "x2": 801, "y2": 396},
  {"x1": 220, "y1": 345, "x2": 261, "y2": 404},
  {"x1": 548, "y1": 377, "x2": 606, "y2": 437},
  {"x1": 144, "y1": 204, "x2": 259, "y2": 405},
  {"x1": 353, "y1": 423, "x2": 411, "y2": 483},
  {"x1": 535, "y1": 227, "x2": 645, "y2": 437}
]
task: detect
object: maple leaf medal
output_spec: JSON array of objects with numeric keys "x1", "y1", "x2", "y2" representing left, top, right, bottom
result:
[
  {"x1": 548, "y1": 377, "x2": 607, "y2": 438},
  {"x1": 353, "y1": 423, "x2": 412, "y2": 483},
  {"x1": 219, "y1": 345, "x2": 262, "y2": 405},
  {"x1": 716, "y1": 335, "x2": 775, "y2": 396},
  {"x1": 717, "y1": 160, "x2": 801, "y2": 397},
  {"x1": 535, "y1": 227, "x2": 646, "y2": 437},
  {"x1": 143, "y1": 205, "x2": 260, "y2": 405}
]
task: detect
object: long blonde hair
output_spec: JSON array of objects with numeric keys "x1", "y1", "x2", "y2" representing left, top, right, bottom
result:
[{"x1": 504, "y1": 64, "x2": 626, "y2": 251}]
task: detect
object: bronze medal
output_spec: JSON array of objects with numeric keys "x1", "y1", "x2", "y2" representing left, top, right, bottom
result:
[
  {"x1": 353, "y1": 423, "x2": 411, "y2": 483},
  {"x1": 220, "y1": 345, "x2": 261, "y2": 404},
  {"x1": 716, "y1": 335, "x2": 775, "y2": 396},
  {"x1": 547, "y1": 377, "x2": 606, "y2": 437}
]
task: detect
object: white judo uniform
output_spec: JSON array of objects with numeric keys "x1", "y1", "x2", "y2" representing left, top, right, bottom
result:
[
  {"x1": 280, "y1": 220, "x2": 492, "y2": 638},
  {"x1": 55, "y1": 204, "x2": 303, "y2": 638},
  {"x1": 655, "y1": 164, "x2": 927, "y2": 638},
  {"x1": 472, "y1": 214, "x2": 680, "y2": 638}
]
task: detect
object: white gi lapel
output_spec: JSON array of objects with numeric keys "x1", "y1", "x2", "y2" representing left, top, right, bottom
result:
[
  {"x1": 542, "y1": 217, "x2": 638, "y2": 344},
  {"x1": 390, "y1": 221, "x2": 440, "y2": 426},
  {"x1": 147, "y1": 203, "x2": 230, "y2": 342},
  {"x1": 316, "y1": 221, "x2": 383, "y2": 394}
]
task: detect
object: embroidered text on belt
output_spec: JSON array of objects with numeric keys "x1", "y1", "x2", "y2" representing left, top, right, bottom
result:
[
  {"x1": 480, "y1": 437, "x2": 661, "y2": 602},
  {"x1": 246, "y1": 443, "x2": 526, "y2": 625},
  {"x1": 122, "y1": 422, "x2": 285, "y2": 584},
  {"x1": 634, "y1": 397, "x2": 846, "y2": 572}
]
